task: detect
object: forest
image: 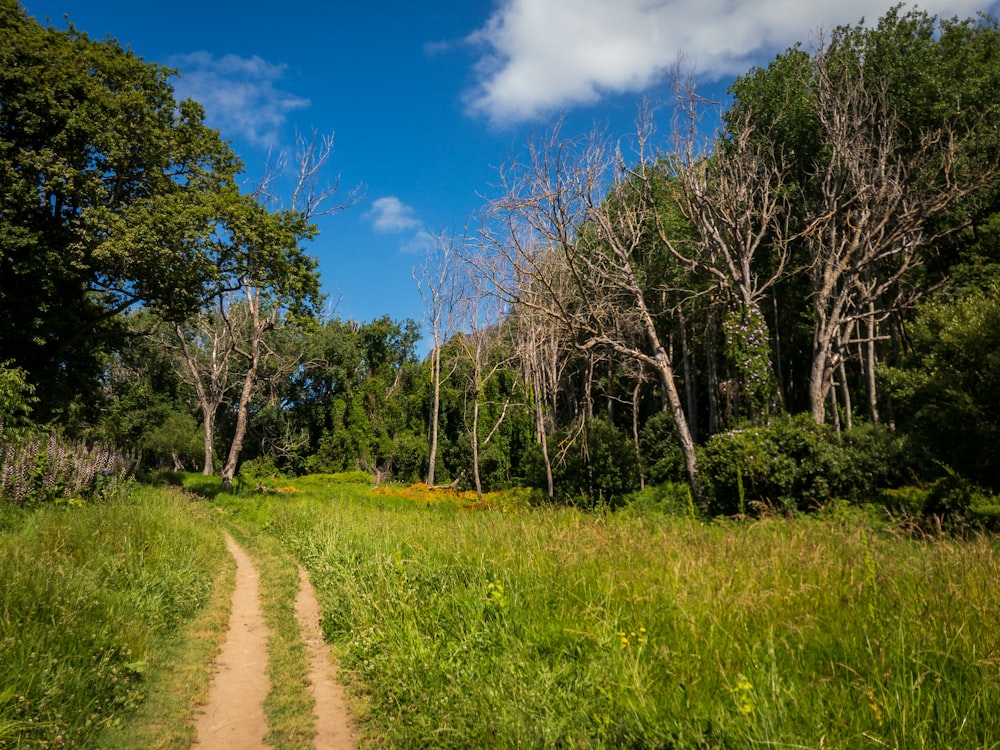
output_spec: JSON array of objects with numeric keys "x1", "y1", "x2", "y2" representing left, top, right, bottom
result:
[{"x1": 2, "y1": 1, "x2": 1000, "y2": 522}]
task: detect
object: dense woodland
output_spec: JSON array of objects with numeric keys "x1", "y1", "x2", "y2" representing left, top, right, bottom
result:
[{"x1": 2, "y1": 1, "x2": 999, "y2": 517}]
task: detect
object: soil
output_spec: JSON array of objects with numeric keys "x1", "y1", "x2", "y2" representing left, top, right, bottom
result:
[{"x1": 192, "y1": 534, "x2": 358, "y2": 749}]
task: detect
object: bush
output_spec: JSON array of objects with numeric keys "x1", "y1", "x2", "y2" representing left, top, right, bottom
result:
[
  {"x1": 526, "y1": 418, "x2": 641, "y2": 507},
  {"x1": 639, "y1": 411, "x2": 686, "y2": 484},
  {"x1": 698, "y1": 414, "x2": 844, "y2": 515},
  {"x1": 881, "y1": 472, "x2": 1000, "y2": 534},
  {"x1": 621, "y1": 481, "x2": 694, "y2": 517},
  {"x1": 837, "y1": 422, "x2": 916, "y2": 500}
]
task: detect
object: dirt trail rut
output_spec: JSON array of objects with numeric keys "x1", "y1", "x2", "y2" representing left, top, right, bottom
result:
[{"x1": 192, "y1": 533, "x2": 357, "y2": 749}]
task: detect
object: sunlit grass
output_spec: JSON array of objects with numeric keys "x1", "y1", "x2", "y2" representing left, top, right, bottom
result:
[
  {"x1": 218, "y1": 476, "x2": 1000, "y2": 749},
  {"x1": 0, "y1": 486, "x2": 227, "y2": 749}
]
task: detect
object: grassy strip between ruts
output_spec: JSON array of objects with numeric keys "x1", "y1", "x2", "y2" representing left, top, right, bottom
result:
[
  {"x1": 0, "y1": 486, "x2": 229, "y2": 749},
  {"x1": 211, "y1": 473, "x2": 1000, "y2": 750}
]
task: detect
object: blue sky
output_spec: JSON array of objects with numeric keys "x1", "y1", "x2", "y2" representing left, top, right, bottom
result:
[{"x1": 19, "y1": 0, "x2": 1000, "y2": 332}]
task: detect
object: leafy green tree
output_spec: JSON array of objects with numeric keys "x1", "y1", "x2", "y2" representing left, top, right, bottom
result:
[
  {"x1": 292, "y1": 316, "x2": 425, "y2": 480},
  {"x1": 0, "y1": 2, "x2": 241, "y2": 420},
  {"x1": 882, "y1": 286, "x2": 1000, "y2": 490}
]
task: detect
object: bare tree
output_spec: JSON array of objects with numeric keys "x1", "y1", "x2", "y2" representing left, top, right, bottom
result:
[
  {"x1": 514, "y1": 302, "x2": 568, "y2": 498},
  {"x1": 160, "y1": 300, "x2": 239, "y2": 475},
  {"x1": 648, "y1": 87, "x2": 795, "y2": 419},
  {"x1": 451, "y1": 254, "x2": 518, "y2": 502},
  {"x1": 413, "y1": 232, "x2": 460, "y2": 486},
  {"x1": 800, "y1": 45, "x2": 992, "y2": 423},
  {"x1": 477, "y1": 121, "x2": 702, "y2": 495}
]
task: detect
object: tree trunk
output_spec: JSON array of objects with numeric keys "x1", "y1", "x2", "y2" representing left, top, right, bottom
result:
[
  {"x1": 679, "y1": 313, "x2": 697, "y2": 443},
  {"x1": 221, "y1": 362, "x2": 257, "y2": 488},
  {"x1": 865, "y1": 301, "x2": 880, "y2": 424},
  {"x1": 427, "y1": 344, "x2": 441, "y2": 486},
  {"x1": 652, "y1": 348, "x2": 701, "y2": 499},
  {"x1": 838, "y1": 358, "x2": 853, "y2": 432},
  {"x1": 532, "y1": 378, "x2": 554, "y2": 498},
  {"x1": 471, "y1": 383, "x2": 483, "y2": 502},
  {"x1": 632, "y1": 378, "x2": 645, "y2": 491},
  {"x1": 706, "y1": 316, "x2": 720, "y2": 435},
  {"x1": 201, "y1": 414, "x2": 215, "y2": 475}
]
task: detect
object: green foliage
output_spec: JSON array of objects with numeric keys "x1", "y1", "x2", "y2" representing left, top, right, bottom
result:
[
  {"x1": 638, "y1": 410, "x2": 686, "y2": 484},
  {"x1": 238, "y1": 455, "x2": 288, "y2": 485},
  {"x1": 721, "y1": 301, "x2": 777, "y2": 422},
  {"x1": 292, "y1": 316, "x2": 426, "y2": 480},
  {"x1": 698, "y1": 414, "x2": 841, "y2": 514},
  {"x1": 620, "y1": 481, "x2": 693, "y2": 516},
  {"x1": 143, "y1": 411, "x2": 202, "y2": 470},
  {"x1": 527, "y1": 418, "x2": 640, "y2": 506},
  {"x1": 0, "y1": 3, "x2": 242, "y2": 419},
  {"x1": 0, "y1": 487, "x2": 225, "y2": 748},
  {"x1": 698, "y1": 415, "x2": 911, "y2": 515},
  {"x1": 882, "y1": 472, "x2": 1000, "y2": 535},
  {"x1": 0, "y1": 360, "x2": 36, "y2": 437},
  {"x1": 882, "y1": 285, "x2": 1000, "y2": 490}
]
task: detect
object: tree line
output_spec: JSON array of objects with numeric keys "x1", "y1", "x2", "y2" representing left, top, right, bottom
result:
[{"x1": 2, "y1": 3, "x2": 999, "y2": 514}]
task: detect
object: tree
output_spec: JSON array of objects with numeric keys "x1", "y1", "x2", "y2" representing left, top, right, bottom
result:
[
  {"x1": 883, "y1": 285, "x2": 1000, "y2": 490},
  {"x1": 158, "y1": 299, "x2": 240, "y2": 475},
  {"x1": 654, "y1": 90, "x2": 794, "y2": 421},
  {"x1": 0, "y1": 3, "x2": 241, "y2": 419},
  {"x1": 799, "y1": 33, "x2": 996, "y2": 423},
  {"x1": 414, "y1": 232, "x2": 460, "y2": 486},
  {"x1": 479, "y1": 122, "x2": 702, "y2": 495},
  {"x1": 727, "y1": 9, "x2": 1000, "y2": 424},
  {"x1": 451, "y1": 254, "x2": 520, "y2": 502}
]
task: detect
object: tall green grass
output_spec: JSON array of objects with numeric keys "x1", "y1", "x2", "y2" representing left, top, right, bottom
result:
[
  {"x1": 227, "y1": 478, "x2": 1000, "y2": 748},
  {"x1": 0, "y1": 487, "x2": 226, "y2": 748}
]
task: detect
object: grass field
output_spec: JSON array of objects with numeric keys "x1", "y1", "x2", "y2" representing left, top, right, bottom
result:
[
  {"x1": 0, "y1": 486, "x2": 228, "y2": 749},
  {"x1": 3, "y1": 475, "x2": 999, "y2": 748},
  {"x1": 225, "y1": 476, "x2": 1000, "y2": 749}
]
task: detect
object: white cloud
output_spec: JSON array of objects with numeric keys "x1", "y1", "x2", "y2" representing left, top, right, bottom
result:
[
  {"x1": 364, "y1": 196, "x2": 424, "y2": 234},
  {"x1": 400, "y1": 230, "x2": 436, "y2": 256},
  {"x1": 170, "y1": 52, "x2": 310, "y2": 147},
  {"x1": 465, "y1": 0, "x2": 997, "y2": 124}
]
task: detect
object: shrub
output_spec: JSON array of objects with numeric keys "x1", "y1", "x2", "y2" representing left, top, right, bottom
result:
[
  {"x1": 621, "y1": 481, "x2": 694, "y2": 517},
  {"x1": 837, "y1": 422, "x2": 916, "y2": 500},
  {"x1": 639, "y1": 411, "x2": 686, "y2": 484},
  {"x1": 527, "y1": 418, "x2": 641, "y2": 507},
  {"x1": 881, "y1": 473, "x2": 1000, "y2": 534},
  {"x1": 698, "y1": 414, "x2": 843, "y2": 515}
]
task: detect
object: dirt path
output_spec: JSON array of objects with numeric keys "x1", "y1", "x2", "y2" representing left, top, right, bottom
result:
[
  {"x1": 193, "y1": 534, "x2": 357, "y2": 749},
  {"x1": 193, "y1": 534, "x2": 270, "y2": 749},
  {"x1": 295, "y1": 565, "x2": 358, "y2": 748}
]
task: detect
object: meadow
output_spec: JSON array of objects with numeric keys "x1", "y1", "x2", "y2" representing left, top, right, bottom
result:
[
  {"x1": 0, "y1": 487, "x2": 229, "y2": 749},
  {"x1": 2, "y1": 476, "x2": 999, "y2": 748},
  {"x1": 229, "y1": 476, "x2": 1000, "y2": 749}
]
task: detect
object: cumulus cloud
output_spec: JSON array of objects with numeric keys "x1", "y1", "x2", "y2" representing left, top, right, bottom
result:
[
  {"x1": 364, "y1": 196, "x2": 424, "y2": 234},
  {"x1": 364, "y1": 197, "x2": 432, "y2": 254},
  {"x1": 464, "y1": 0, "x2": 996, "y2": 124},
  {"x1": 170, "y1": 52, "x2": 310, "y2": 146}
]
